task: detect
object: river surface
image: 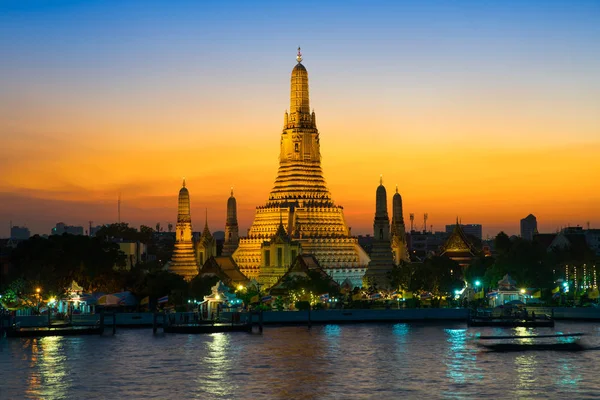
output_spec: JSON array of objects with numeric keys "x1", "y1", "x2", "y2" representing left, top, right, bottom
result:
[{"x1": 1, "y1": 322, "x2": 600, "y2": 399}]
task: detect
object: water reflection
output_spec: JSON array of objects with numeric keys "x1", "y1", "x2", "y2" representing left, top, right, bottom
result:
[
  {"x1": 24, "y1": 336, "x2": 71, "y2": 399},
  {"x1": 2, "y1": 323, "x2": 600, "y2": 399},
  {"x1": 198, "y1": 333, "x2": 233, "y2": 398},
  {"x1": 444, "y1": 328, "x2": 479, "y2": 386}
]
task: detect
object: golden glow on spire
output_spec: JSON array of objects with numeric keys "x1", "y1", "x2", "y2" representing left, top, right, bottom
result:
[{"x1": 296, "y1": 46, "x2": 302, "y2": 63}]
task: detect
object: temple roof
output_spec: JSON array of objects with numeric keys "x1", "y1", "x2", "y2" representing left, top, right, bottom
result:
[
  {"x1": 441, "y1": 219, "x2": 476, "y2": 256},
  {"x1": 199, "y1": 256, "x2": 248, "y2": 285},
  {"x1": 269, "y1": 254, "x2": 340, "y2": 295}
]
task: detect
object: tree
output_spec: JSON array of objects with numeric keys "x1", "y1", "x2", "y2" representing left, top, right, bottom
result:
[{"x1": 495, "y1": 232, "x2": 511, "y2": 256}]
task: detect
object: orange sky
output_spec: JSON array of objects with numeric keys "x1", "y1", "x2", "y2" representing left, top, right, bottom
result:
[{"x1": 1, "y1": 2, "x2": 599, "y2": 237}]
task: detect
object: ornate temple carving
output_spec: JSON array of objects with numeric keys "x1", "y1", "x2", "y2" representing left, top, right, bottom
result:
[
  {"x1": 169, "y1": 179, "x2": 199, "y2": 280},
  {"x1": 232, "y1": 48, "x2": 370, "y2": 288}
]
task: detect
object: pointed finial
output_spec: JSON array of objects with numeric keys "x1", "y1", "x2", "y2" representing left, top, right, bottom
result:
[
  {"x1": 296, "y1": 46, "x2": 302, "y2": 63},
  {"x1": 182, "y1": 177, "x2": 186, "y2": 187},
  {"x1": 380, "y1": 174, "x2": 383, "y2": 185},
  {"x1": 230, "y1": 186, "x2": 234, "y2": 197},
  {"x1": 205, "y1": 208, "x2": 208, "y2": 226},
  {"x1": 395, "y1": 184, "x2": 398, "y2": 194}
]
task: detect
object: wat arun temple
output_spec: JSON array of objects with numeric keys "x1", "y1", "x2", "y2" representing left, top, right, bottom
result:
[
  {"x1": 232, "y1": 49, "x2": 370, "y2": 287},
  {"x1": 170, "y1": 49, "x2": 414, "y2": 288}
]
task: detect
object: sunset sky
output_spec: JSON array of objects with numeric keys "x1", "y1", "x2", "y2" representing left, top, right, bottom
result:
[{"x1": 1, "y1": 0, "x2": 599, "y2": 238}]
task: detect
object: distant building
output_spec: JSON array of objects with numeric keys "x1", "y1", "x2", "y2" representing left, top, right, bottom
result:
[
  {"x1": 51, "y1": 222, "x2": 84, "y2": 236},
  {"x1": 407, "y1": 231, "x2": 448, "y2": 261},
  {"x1": 558, "y1": 226, "x2": 600, "y2": 257},
  {"x1": 118, "y1": 241, "x2": 147, "y2": 270},
  {"x1": 520, "y1": 214, "x2": 537, "y2": 241},
  {"x1": 445, "y1": 224, "x2": 482, "y2": 240},
  {"x1": 89, "y1": 225, "x2": 103, "y2": 237},
  {"x1": 10, "y1": 226, "x2": 30, "y2": 240}
]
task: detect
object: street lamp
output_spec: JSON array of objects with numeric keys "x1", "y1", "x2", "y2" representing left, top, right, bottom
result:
[{"x1": 475, "y1": 280, "x2": 481, "y2": 287}]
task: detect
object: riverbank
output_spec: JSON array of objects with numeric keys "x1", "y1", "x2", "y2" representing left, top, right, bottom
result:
[{"x1": 7, "y1": 307, "x2": 600, "y2": 329}]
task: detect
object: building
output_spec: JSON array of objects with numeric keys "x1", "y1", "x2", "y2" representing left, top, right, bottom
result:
[
  {"x1": 445, "y1": 224, "x2": 482, "y2": 240},
  {"x1": 232, "y1": 48, "x2": 370, "y2": 288},
  {"x1": 10, "y1": 225, "x2": 30, "y2": 240},
  {"x1": 198, "y1": 256, "x2": 249, "y2": 288},
  {"x1": 407, "y1": 231, "x2": 448, "y2": 261},
  {"x1": 440, "y1": 220, "x2": 477, "y2": 268},
  {"x1": 390, "y1": 185, "x2": 409, "y2": 264},
  {"x1": 222, "y1": 188, "x2": 240, "y2": 256},
  {"x1": 117, "y1": 241, "x2": 147, "y2": 270},
  {"x1": 520, "y1": 214, "x2": 537, "y2": 241},
  {"x1": 364, "y1": 178, "x2": 395, "y2": 288},
  {"x1": 169, "y1": 179, "x2": 199, "y2": 280},
  {"x1": 257, "y1": 218, "x2": 302, "y2": 288},
  {"x1": 51, "y1": 222, "x2": 84, "y2": 236}
]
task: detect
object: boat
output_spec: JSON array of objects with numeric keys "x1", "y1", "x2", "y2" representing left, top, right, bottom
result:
[
  {"x1": 469, "y1": 307, "x2": 554, "y2": 327},
  {"x1": 468, "y1": 317, "x2": 554, "y2": 328},
  {"x1": 478, "y1": 333, "x2": 589, "y2": 352}
]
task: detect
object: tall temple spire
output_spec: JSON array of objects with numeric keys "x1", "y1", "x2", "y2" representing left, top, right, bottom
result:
[
  {"x1": 169, "y1": 180, "x2": 198, "y2": 281},
  {"x1": 223, "y1": 187, "x2": 239, "y2": 257},
  {"x1": 366, "y1": 179, "x2": 394, "y2": 287},
  {"x1": 289, "y1": 47, "x2": 311, "y2": 122},
  {"x1": 391, "y1": 183, "x2": 408, "y2": 265}
]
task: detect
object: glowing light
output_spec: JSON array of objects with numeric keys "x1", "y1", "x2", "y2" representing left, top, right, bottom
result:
[
  {"x1": 48, "y1": 297, "x2": 56, "y2": 304},
  {"x1": 563, "y1": 282, "x2": 569, "y2": 288},
  {"x1": 237, "y1": 285, "x2": 244, "y2": 291},
  {"x1": 215, "y1": 294, "x2": 220, "y2": 300},
  {"x1": 474, "y1": 280, "x2": 481, "y2": 287},
  {"x1": 520, "y1": 289, "x2": 526, "y2": 294},
  {"x1": 36, "y1": 288, "x2": 41, "y2": 293}
]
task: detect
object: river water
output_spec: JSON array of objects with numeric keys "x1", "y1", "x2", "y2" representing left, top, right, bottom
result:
[{"x1": 1, "y1": 322, "x2": 599, "y2": 399}]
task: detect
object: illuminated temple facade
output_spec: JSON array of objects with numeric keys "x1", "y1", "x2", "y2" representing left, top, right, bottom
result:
[
  {"x1": 233, "y1": 49, "x2": 370, "y2": 288},
  {"x1": 169, "y1": 180, "x2": 199, "y2": 281}
]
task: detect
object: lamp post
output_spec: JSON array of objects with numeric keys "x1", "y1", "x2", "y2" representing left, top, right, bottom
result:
[{"x1": 35, "y1": 287, "x2": 41, "y2": 313}]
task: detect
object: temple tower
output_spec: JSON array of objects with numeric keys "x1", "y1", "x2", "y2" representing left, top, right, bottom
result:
[
  {"x1": 196, "y1": 210, "x2": 217, "y2": 266},
  {"x1": 364, "y1": 177, "x2": 395, "y2": 289},
  {"x1": 169, "y1": 179, "x2": 199, "y2": 280},
  {"x1": 391, "y1": 185, "x2": 409, "y2": 264},
  {"x1": 222, "y1": 188, "x2": 240, "y2": 256},
  {"x1": 233, "y1": 48, "x2": 370, "y2": 287}
]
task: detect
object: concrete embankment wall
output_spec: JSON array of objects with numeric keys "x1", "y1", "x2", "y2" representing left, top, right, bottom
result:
[
  {"x1": 12, "y1": 307, "x2": 600, "y2": 328},
  {"x1": 15, "y1": 312, "x2": 156, "y2": 328},
  {"x1": 224, "y1": 308, "x2": 470, "y2": 324}
]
